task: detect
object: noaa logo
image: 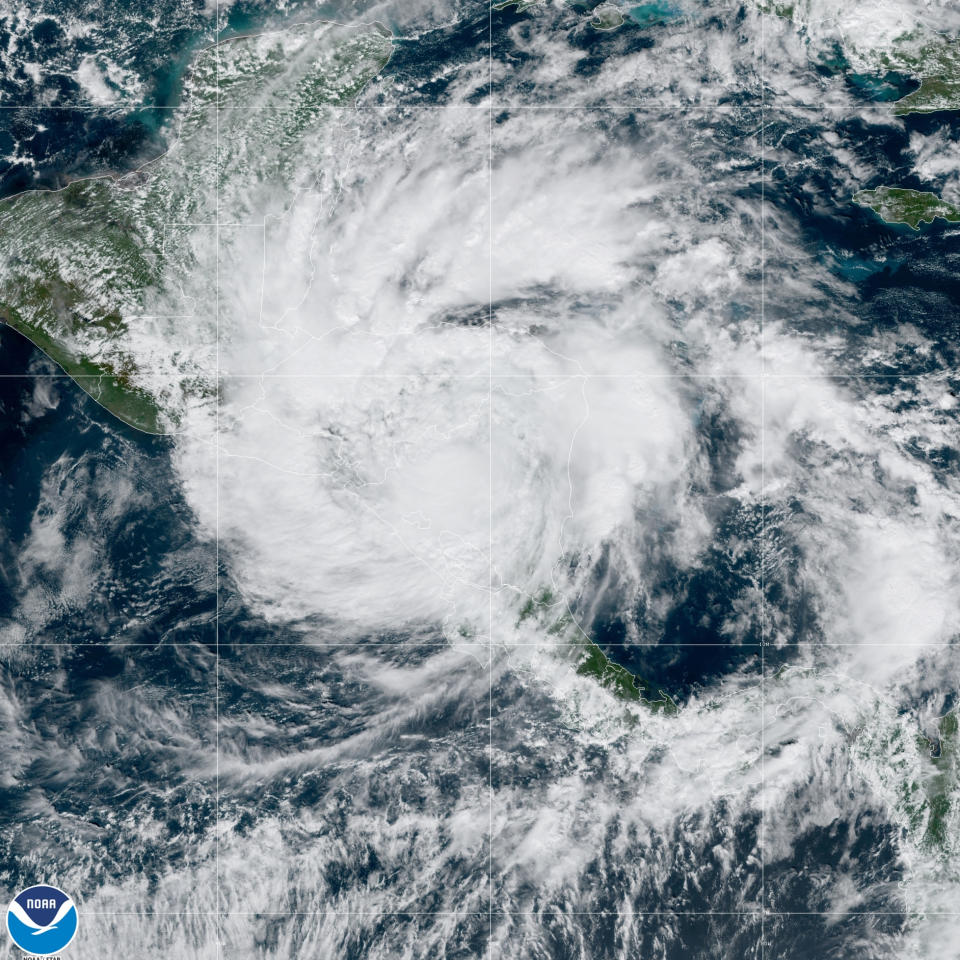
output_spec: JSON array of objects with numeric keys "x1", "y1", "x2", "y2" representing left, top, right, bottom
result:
[{"x1": 6, "y1": 885, "x2": 77, "y2": 956}]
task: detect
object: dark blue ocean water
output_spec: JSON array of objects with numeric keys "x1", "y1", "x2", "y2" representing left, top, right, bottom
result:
[{"x1": 0, "y1": 325, "x2": 216, "y2": 641}]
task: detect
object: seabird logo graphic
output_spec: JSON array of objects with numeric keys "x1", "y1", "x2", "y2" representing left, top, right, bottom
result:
[{"x1": 6, "y1": 885, "x2": 78, "y2": 955}]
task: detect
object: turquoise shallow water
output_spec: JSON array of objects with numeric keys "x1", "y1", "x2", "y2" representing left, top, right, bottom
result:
[
  {"x1": 848, "y1": 70, "x2": 920, "y2": 103},
  {"x1": 830, "y1": 250, "x2": 905, "y2": 282},
  {"x1": 627, "y1": 2, "x2": 680, "y2": 26}
]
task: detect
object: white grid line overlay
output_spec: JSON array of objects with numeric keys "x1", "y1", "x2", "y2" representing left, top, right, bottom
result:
[
  {"x1": 0, "y1": 2, "x2": 951, "y2": 952},
  {"x1": 40, "y1": 910, "x2": 960, "y2": 917},
  {"x1": 760, "y1": 3, "x2": 767, "y2": 955},
  {"x1": 0, "y1": 642, "x2": 949, "y2": 647},
  {"x1": 40, "y1": 909, "x2": 960, "y2": 917},
  {"x1": 488, "y1": 0, "x2": 495, "y2": 953},
  {"x1": 0, "y1": 372, "x2": 950, "y2": 379},
  {"x1": 215, "y1": 3, "x2": 222, "y2": 956}
]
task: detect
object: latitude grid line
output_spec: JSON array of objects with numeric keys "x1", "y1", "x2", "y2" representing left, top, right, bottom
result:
[
  {"x1": 0, "y1": 102, "x2": 758, "y2": 113},
  {"x1": 0, "y1": 372, "x2": 954, "y2": 379},
  {"x1": 45, "y1": 910, "x2": 960, "y2": 917},
  {"x1": 0, "y1": 372, "x2": 955, "y2": 376},
  {"x1": 5, "y1": 641, "x2": 954, "y2": 647}
]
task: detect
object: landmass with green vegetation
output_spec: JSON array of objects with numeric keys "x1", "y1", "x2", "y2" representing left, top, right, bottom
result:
[
  {"x1": 518, "y1": 587, "x2": 678, "y2": 713},
  {"x1": 758, "y1": 4, "x2": 960, "y2": 116},
  {"x1": 758, "y1": 2, "x2": 794, "y2": 17},
  {"x1": 854, "y1": 703, "x2": 960, "y2": 860},
  {"x1": 493, "y1": 0, "x2": 544, "y2": 11},
  {"x1": 918, "y1": 710, "x2": 959, "y2": 849},
  {"x1": 589, "y1": 5, "x2": 626, "y2": 30},
  {"x1": 0, "y1": 22, "x2": 392, "y2": 432},
  {"x1": 884, "y1": 35, "x2": 960, "y2": 115},
  {"x1": 853, "y1": 186, "x2": 960, "y2": 229}
]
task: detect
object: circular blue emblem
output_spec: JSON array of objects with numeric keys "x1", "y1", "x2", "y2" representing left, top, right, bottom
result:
[{"x1": 6, "y1": 885, "x2": 78, "y2": 956}]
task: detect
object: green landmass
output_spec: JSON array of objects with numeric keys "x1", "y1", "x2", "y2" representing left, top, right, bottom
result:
[
  {"x1": 757, "y1": 5, "x2": 960, "y2": 115},
  {"x1": 590, "y1": 4, "x2": 626, "y2": 30},
  {"x1": 893, "y1": 75, "x2": 960, "y2": 115},
  {"x1": 493, "y1": 0, "x2": 544, "y2": 11},
  {"x1": 859, "y1": 707, "x2": 959, "y2": 856},
  {"x1": 574, "y1": 640, "x2": 677, "y2": 713},
  {"x1": 517, "y1": 587, "x2": 556, "y2": 626},
  {"x1": 853, "y1": 186, "x2": 960, "y2": 230},
  {"x1": 0, "y1": 22, "x2": 392, "y2": 432},
  {"x1": 916, "y1": 710, "x2": 958, "y2": 850},
  {"x1": 518, "y1": 587, "x2": 677, "y2": 713},
  {"x1": 758, "y1": 2, "x2": 795, "y2": 17},
  {"x1": 884, "y1": 36, "x2": 960, "y2": 115}
]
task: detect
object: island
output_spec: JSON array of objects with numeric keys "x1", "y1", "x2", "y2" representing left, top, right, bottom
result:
[
  {"x1": 590, "y1": 5, "x2": 626, "y2": 31},
  {"x1": 853, "y1": 186, "x2": 960, "y2": 230},
  {"x1": 918, "y1": 710, "x2": 958, "y2": 850}
]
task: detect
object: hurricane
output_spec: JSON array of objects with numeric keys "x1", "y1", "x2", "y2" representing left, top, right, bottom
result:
[{"x1": 0, "y1": 0, "x2": 959, "y2": 957}]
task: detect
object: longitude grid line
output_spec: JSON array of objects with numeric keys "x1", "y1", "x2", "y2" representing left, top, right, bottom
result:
[
  {"x1": 487, "y1": 1, "x2": 494, "y2": 956},
  {"x1": 760, "y1": 4, "x2": 766, "y2": 957},
  {"x1": 215, "y1": 2, "x2": 221, "y2": 956}
]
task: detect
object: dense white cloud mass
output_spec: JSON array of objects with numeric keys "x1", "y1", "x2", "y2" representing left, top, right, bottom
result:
[
  {"x1": 761, "y1": 0, "x2": 960, "y2": 71},
  {"x1": 173, "y1": 0, "x2": 960, "y2": 951},
  {"x1": 175, "y1": 12, "x2": 769, "y2": 639}
]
